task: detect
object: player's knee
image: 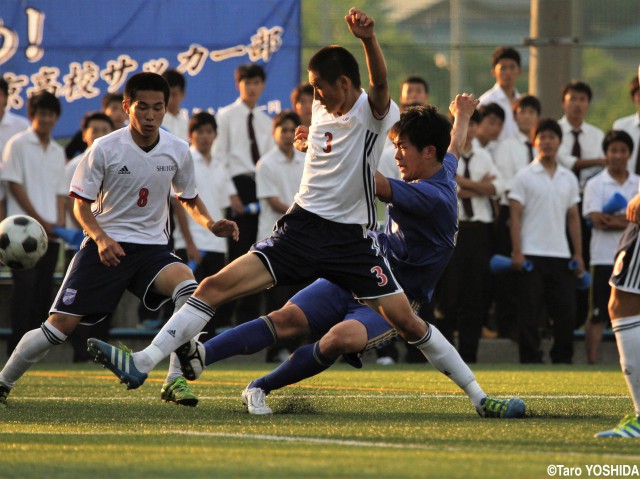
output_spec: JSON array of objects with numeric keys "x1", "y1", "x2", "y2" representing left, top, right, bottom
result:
[
  {"x1": 320, "y1": 330, "x2": 360, "y2": 357},
  {"x1": 47, "y1": 314, "x2": 79, "y2": 336},
  {"x1": 269, "y1": 303, "x2": 308, "y2": 339}
]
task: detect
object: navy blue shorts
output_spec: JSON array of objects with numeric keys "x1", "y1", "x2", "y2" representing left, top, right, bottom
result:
[
  {"x1": 51, "y1": 240, "x2": 183, "y2": 324},
  {"x1": 610, "y1": 223, "x2": 640, "y2": 294},
  {"x1": 290, "y1": 279, "x2": 398, "y2": 351},
  {"x1": 251, "y1": 204, "x2": 403, "y2": 299}
]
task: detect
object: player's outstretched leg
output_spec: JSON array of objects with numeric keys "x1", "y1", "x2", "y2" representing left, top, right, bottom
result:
[
  {"x1": 595, "y1": 413, "x2": 640, "y2": 438},
  {"x1": 160, "y1": 376, "x2": 199, "y2": 407},
  {"x1": 87, "y1": 339, "x2": 148, "y2": 389}
]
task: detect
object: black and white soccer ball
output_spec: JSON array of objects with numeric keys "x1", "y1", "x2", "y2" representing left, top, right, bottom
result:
[{"x1": 0, "y1": 215, "x2": 48, "y2": 270}]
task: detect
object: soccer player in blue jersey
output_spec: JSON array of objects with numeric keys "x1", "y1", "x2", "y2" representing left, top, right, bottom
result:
[
  {"x1": 175, "y1": 98, "x2": 526, "y2": 418},
  {"x1": 86, "y1": 9, "x2": 517, "y2": 421}
]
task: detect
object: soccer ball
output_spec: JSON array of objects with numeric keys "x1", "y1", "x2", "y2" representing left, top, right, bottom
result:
[{"x1": 0, "y1": 215, "x2": 48, "y2": 269}]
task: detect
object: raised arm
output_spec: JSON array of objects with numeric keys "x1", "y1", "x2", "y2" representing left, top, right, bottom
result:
[
  {"x1": 448, "y1": 93, "x2": 479, "y2": 159},
  {"x1": 346, "y1": 8, "x2": 389, "y2": 117}
]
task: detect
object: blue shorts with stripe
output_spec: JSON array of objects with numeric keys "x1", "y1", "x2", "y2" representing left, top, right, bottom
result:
[
  {"x1": 251, "y1": 204, "x2": 403, "y2": 300},
  {"x1": 611, "y1": 223, "x2": 640, "y2": 294},
  {"x1": 289, "y1": 279, "x2": 398, "y2": 351},
  {"x1": 50, "y1": 240, "x2": 183, "y2": 324}
]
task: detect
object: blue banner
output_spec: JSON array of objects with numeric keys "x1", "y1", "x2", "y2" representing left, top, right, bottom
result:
[{"x1": 0, "y1": 0, "x2": 301, "y2": 137}]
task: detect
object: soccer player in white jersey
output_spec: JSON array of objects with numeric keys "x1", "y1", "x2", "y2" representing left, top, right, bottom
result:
[
  {"x1": 86, "y1": 10, "x2": 487, "y2": 403},
  {"x1": 0, "y1": 72, "x2": 238, "y2": 407}
]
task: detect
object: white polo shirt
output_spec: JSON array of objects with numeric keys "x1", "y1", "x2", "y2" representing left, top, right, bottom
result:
[
  {"x1": 557, "y1": 116, "x2": 605, "y2": 189},
  {"x1": 1, "y1": 128, "x2": 67, "y2": 223},
  {"x1": 213, "y1": 98, "x2": 275, "y2": 178},
  {"x1": 162, "y1": 109, "x2": 190, "y2": 142},
  {"x1": 582, "y1": 169, "x2": 640, "y2": 265},
  {"x1": 479, "y1": 83, "x2": 520, "y2": 142},
  {"x1": 456, "y1": 147, "x2": 504, "y2": 223},
  {"x1": 295, "y1": 93, "x2": 400, "y2": 229},
  {"x1": 612, "y1": 113, "x2": 640, "y2": 173},
  {"x1": 255, "y1": 146, "x2": 305, "y2": 240},
  {"x1": 70, "y1": 127, "x2": 197, "y2": 245},
  {"x1": 172, "y1": 147, "x2": 237, "y2": 253},
  {"x1": 494, "y1": 130, "x2": 536, "y2": 205},
  {"x1": 509, "y1": 159, "x2": 580, "y2": 258},
  {"x1": 0, "y1": 110, "x2": 30, "y2": 201}
]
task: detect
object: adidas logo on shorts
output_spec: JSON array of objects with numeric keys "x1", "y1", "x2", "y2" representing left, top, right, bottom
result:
[{"x1": 118, "y1": 166, "x2": 131, "y2": 174}]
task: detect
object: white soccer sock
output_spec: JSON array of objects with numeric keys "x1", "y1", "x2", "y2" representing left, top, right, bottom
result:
[
  {"x1": 133, "y1": 297, "x2": 214, "y2": 374},
  {"x1": 612, "y1": 315, "x2": 640, "y2": 417},
  {"x1": 164, "y1": 280, "x2": 199, "y2": 382},
  {"x1": 0, "y1": 322, "x2": 67, "y2": 388},
  {"x1": 409, "y1": 324, "x2": 486, "y2": 409}
]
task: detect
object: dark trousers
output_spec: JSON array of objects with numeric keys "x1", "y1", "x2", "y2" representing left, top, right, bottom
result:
[
  {"x1": 439, "y1": 222, "x2": 492, "y2": 363},
  {"x1": 227, "y1": 174, "x2": 261, "y2": 325},
  {"x1": 8, "y1": 241, "x2": 60, "y2": 355},
  {"x1": 492, "y1": 204, "x2": 518, "y2": 338},
  {"x1": 516, "y1": 256, "x2": 576, "y2": 364}
]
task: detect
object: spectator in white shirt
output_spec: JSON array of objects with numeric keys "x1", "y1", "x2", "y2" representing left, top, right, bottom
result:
[
  {"x1": 473, "y1": 103, "x2": 505, "y2": 159},
  {"x1": 583, "y1": 130, "x2": 638, "y2": 364},
  {"x1": 400, "y1": 76, "x2": 430, "y2": 111},
  {"x1": 161, "y1": 69, "x2": 189, "y2": 142},
  {"x1": 479, "y1": 46, "x2": 522, "y2": 142},
  {"x1": 612, "y1": 76, "x2": 640, "y2": 174},
  {"x1": 290, "y1": 83, "x2": 313, "y2": 128}
]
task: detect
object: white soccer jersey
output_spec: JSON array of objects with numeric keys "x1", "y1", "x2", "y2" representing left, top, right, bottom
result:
[
  {"x1": 295, "y1": 92, "x2": 400, "y2": 230},
  {"x1": 70, "y1": 128, "x2": 197, "y2": 245}
]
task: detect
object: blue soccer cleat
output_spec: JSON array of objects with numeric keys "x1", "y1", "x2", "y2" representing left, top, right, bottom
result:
[
  {"x1": 478, "y1": 396, "x2": 526, "y2": 418},
  {"x1": 87, "y1": 338, "x2": 148, "y2": 389},
  {"x1": 595, "y1": 413, "x2": 640, "y2": 438}
]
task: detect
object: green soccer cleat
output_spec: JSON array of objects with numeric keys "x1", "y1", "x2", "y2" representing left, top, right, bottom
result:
[
  {"x1": 87, "y1": 338, "x2": 148, "y2": 389},
  {"x1": 0, "y1": 381, "x2": 10, "y2": 406},
  {"x1": 161, "y1": 377, "x2": 199, "y2": 407},
  {"x1": 478, "y1": 396, "x2": 526, "y2": 418},
  {"x1": 595, "y1": 413, "x2": 640, "y2": 438}
]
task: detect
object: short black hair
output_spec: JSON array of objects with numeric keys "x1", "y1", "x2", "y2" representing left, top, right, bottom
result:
[
  {"x1": 81, "y1": 111, "x2": 114, "y2": 131},
  {"x1": 272, "y1": 110, "x2": 301, "y2": 130},
  {"x1": 188, "y1": 111, "x2": 217, "y2": 134},
  {"x1": 533, "y1": 118, "x2": 562, "y2": 141},
  {"x1": 630, "y1": 76, "x2": 639, "y2": 99},
  {"x1": 491, "y1": 46, "x2": 521, "y2": 68},
  {"x1": 308, "y1": 45, "x2": 361, "y2": 89},
  {"x1": 603, "y1": 129, "x2": 634, "y2": 153},
  {"x1": 101, "y1": 92, "x2": 124, "y2": 110},
  {"x1": 513, "y1": 94, "x2": 541, "y2": 115},
  {"x1": 389, "y1": 105, "x2": 451, "y2": 162},
  {"x1": 0, "y1": 77, "x2": 8, "y2": 97},
  {"x1": 561, "y1": 80, "x2": 593, "y2": 103},
  {"x1": 478, "y1": 103, "x2": 505, "y2": 122},
  {"x1": 27, "y1": 90, "x2": 61, "y2": 117},
  {"x1": 402, "y1": 76, "x2": 430, "y2": 94},
  {"x1": 290, "y1": 83, "x2": 314, "y2": 107},
  {"x1": 124, "y1": 72, "x2": 170, "y2": 106},
  {"x1": 235, "y1": 63, "x2": 266, "y2": 83},
  {"x1": 162, "y1": 69, "x2": 186, "y2": 91}
]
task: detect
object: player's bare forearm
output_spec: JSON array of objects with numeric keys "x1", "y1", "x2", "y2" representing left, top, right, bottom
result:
[
  {"x1": 374, "y1": 171, "x2": 392, "y2": 202},
  {"x1": 448, "y1": 94, "x2": 479, "y2": 159},
  {"x1": 172, "y1": 197, "x2": 196, "y2": 246},
  {"x1": 346, "y1": 8, "x2": 389, "y2": 116},
  {"x1": 179, "y1": 196, "x2": 239, "y2": 241},
  {"x1": 74, "y1": 198, "x2": 124, "y2": 266}
]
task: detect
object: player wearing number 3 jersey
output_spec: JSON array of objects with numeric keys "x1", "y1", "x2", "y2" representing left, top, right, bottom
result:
[{"x1": 0, "y1": 72, "x2": 238, "y2": 406}]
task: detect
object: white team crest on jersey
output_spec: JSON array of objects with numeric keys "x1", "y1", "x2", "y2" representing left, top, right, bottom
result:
[
  {"x1": 613, "y1": 251, "x2": 626, "y2": 276},
  {"x1": 62, "y1": 288, "x2": 77, "y2": 305}
]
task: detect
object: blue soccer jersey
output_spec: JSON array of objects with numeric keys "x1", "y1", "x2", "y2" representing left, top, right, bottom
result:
[{"x1": 374, "y1": 151, "x2": 458, "y2": 303}]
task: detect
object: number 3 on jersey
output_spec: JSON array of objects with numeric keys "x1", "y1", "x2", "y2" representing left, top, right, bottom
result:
[
  {"x1": 370, "y1": 266, "x2": 388, "y2": 287},
  {"x1": 137, "y1": 187, "x2": 149, "y2": 207},
  {"x1": 323, "y1": 132, "x2": 333, "y2": 153}
]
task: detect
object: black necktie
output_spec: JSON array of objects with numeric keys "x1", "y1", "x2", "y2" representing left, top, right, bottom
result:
[
  {"x1": 248, "y1": 112, "x2": 260, "y2": 164},
  {"x1": 525, "y1": 140, "x2": 534, "y2": 163},
  {"x1": 461, "y1": 154, "x2": 474, "y2": 219},
  {"x1": 571, "y1": 130, "x2": 582, "y2": 159}
]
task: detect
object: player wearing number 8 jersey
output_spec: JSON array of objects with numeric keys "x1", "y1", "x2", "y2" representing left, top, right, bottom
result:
[{"x1": 0, "y1": 72, "x2": 238, "y2": 406}]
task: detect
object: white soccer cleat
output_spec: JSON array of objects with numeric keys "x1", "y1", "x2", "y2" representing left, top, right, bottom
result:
[
  {"x1": 241, "y1": 384, "x2": 273, "y2": 415},
  {"x1": 174, "y1": 338, "x2": 205, "y2": 381}
]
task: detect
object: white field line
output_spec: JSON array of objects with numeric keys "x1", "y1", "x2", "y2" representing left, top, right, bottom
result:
[{"x1": 3, "y1": 429, "x2": 640, "y2": 461}]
